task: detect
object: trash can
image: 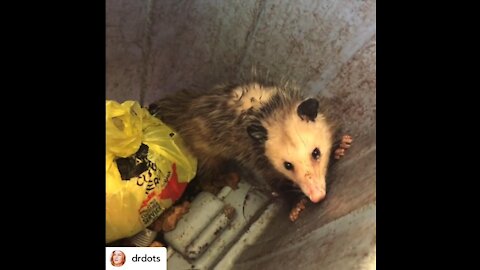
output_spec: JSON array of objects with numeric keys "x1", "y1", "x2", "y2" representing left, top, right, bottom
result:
[{"x1": 107, "y1": 0, "x2": 376, "y2": 269}]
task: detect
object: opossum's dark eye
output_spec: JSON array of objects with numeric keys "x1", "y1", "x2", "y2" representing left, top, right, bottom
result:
[
  {"x1": 312, "y1": 148, "x2": 321, "y2": 160},
  {"x1": 284, "y1": 162, "x2": 294, "y2": 171}
]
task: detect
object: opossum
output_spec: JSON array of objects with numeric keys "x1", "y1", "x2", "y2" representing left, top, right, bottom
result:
[{"x1": 149, "y1": 81, "x2": 346, "y2": 206}]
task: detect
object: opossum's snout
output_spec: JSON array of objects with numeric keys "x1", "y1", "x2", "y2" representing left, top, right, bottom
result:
[
  {"x1": 306, "y1": 186, "x2": 326, "y2": 203},
  {"x1": 298, "y1": 174, "x2": 326, "y2": 203}
]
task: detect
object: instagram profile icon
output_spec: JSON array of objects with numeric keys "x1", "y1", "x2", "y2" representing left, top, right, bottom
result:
[{"x1": 110, "y1": 250, "x2": 126, "y2": 267}]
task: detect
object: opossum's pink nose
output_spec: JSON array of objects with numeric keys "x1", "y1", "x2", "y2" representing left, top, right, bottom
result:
[
  {"x1": 307, "y1": 187, "x2": 326, "y2": 203},
  {"x1": 300, "y1": 173, "x2": 326, "y2": 203}
]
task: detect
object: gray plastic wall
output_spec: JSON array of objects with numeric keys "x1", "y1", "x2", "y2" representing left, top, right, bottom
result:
[{"x1": 107, "y1": 0, "x2": 376, "y2": 269}]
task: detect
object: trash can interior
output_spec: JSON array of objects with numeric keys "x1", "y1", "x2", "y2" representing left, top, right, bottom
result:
[{"x1": 107, "y1": 1, "x2": 376, "y2": 269}]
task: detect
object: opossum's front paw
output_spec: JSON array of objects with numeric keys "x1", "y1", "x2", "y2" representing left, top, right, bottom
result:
[
  {"x1": 223, "y1": 172, "x2": 240, "y2": 190},
  {"x1": 289, "y1": 197, "x2": 308, "y2": 222},
  {"x1": 334, "y1": 135, "x2": 353, "y2": 160}
]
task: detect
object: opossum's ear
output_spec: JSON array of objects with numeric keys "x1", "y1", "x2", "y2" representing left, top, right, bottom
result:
[
  {"x1": 297, "y1": 98, "x2": 319, "y2": 122},
  {"x1": 247, "y1": 124, "x2": 268, "y2": 143}
]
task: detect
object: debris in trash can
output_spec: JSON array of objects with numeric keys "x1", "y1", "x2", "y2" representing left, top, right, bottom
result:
[
  {"x1": 185, "y1": 205, "x2": 236, "y2": 259},
  {"x1": 197, "y1": 170, "x2": 241, "y2": 195},
  {"x1": 106, "y1": 100, "x2": 198, "y2": 243},
  {"x1": 150, "y1": 201, "x2": 191, "y2": 232},
  {"x1": 129, "y1": 228, "x2": 158, "y2": 247}
]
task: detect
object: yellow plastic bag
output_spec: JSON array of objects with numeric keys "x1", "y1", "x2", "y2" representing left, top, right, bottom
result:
[{"x1": 106, "y1": 100, "x2": 197, "y2": 243}]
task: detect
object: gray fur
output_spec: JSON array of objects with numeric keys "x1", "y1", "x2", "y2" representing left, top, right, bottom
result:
[{"x1": 149, "y1": 82, "x2": 338, "y2": 194}]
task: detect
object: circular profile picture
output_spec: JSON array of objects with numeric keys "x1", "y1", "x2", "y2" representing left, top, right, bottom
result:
[{"x1": 110, "y1": 250, "x2": 126, "y2": 267}]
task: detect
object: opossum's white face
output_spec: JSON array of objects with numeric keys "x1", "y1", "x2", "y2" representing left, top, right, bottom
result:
[{"x1": 263, "y1": 100, "x2": 333, "y2": 203}]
